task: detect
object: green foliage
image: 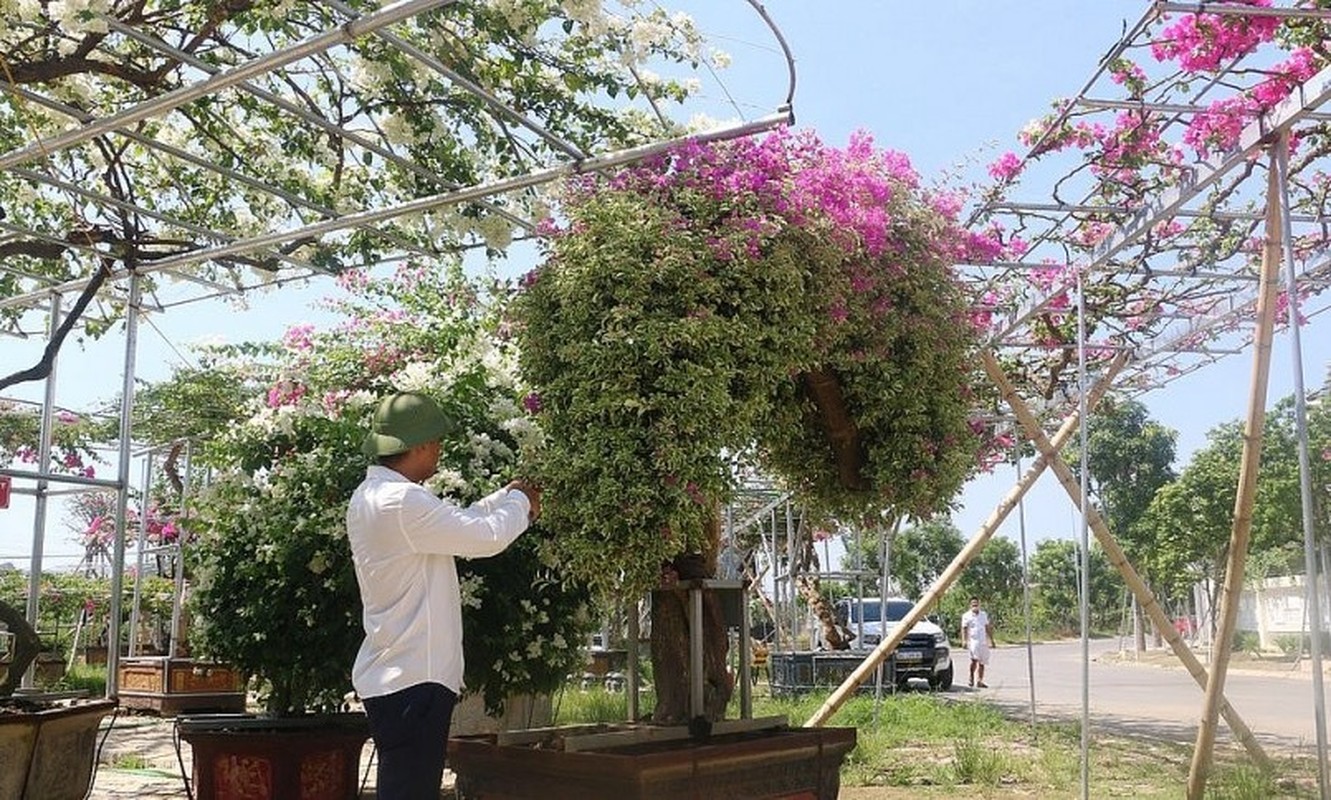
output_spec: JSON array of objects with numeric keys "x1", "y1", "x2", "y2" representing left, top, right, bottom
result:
[
  {"x1": 1232, "y1": 630, "x2": 1262, "y2": 654},
  {"x1": 189, "y1": 416, "x2": 367, "y2": 716},
  {"x1": 56, "y1": 663, "x2": 107, "y2": 697},
  {"x1": 517, "y1": 131, "x2": 990, "y2": 598},
  {"x1": 129, "y1": 362, "x2": 260, "y2": 451},
  {"x1": 1027, "y1": 539, "x2": 1124, "y2": 634},
  {"x1": 1274, "y1": 634, "x2": 1302, "y2": 657},
  {"x1": 553, "y1": 687, "x2": 652, "y2": 725},
  {"x1": 0, "y1": 571, "x2": 175, "y2": 654},
  {"x1": 1208, "y1": 763, "x2": 1287, "y2": 800},
  {"x1": 184, "y1": 264, "x2": 591, "y2": 716},
  {"x1": 0, "y1": 400, "x2": 112, "y2": 478},
  {"x1": 1068, "y1": 396, "x2": 1177, "y2": 577},
  {"x1": 1140, "y1": 397, "x2": 1316, "y2": 605}
]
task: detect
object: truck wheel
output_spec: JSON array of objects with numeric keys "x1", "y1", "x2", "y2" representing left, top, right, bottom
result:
[{"x1": 930, "y1": 663, "x2": 954, "y2": 691}]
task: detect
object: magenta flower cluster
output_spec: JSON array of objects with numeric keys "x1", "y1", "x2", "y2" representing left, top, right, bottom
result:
[{"x1": 1150, "y1": 0, "x2": 1279, "y2": 74}]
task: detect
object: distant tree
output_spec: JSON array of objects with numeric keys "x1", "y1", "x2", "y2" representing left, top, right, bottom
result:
[
  {"x1": 956, "y1": 535, "x2": 1024, "y2": 633},
  {"x1": 1069, "y1": 396, "x2": 1176, "y2": 650},
  {"x1": 1141, "y1": 399, "x2": 1313, "y2": 634},
  {"x1": 883, "y1": 519, "x2": 966, "y2": 600},
  {"x1": 850, "y1": 518, "x2": 1024, "y2": 634},
  {"x1": 1028, "y1": 538, "x2": 1122, "y2": 635}
]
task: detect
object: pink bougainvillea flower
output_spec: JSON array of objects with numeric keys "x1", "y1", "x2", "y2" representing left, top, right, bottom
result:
[{"x1": 987, "y1": 151, "x2": 1024, "y2": 182}]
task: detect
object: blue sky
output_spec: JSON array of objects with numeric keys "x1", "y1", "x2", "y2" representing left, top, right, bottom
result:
[{"x1": 5, "y1": 1, "x2": 1330, "y2": 569}]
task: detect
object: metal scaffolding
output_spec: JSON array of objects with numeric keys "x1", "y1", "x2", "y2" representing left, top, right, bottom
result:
[
  {"x1": 0, "y1": 0, "x2": 795, "y2": 693},
  {"x1": 3, "y1": 3, "x2": 1331, "y2": 799}
]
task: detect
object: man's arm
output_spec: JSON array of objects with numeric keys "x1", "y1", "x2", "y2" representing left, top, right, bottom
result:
[{"x1": 401, "y1": 484, "x2": 532, "y2": 557}]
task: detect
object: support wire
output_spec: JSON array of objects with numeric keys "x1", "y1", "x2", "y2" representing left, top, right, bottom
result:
[{"x1": 1076, "y1": 265, "x2": 1091, "y2": 800}]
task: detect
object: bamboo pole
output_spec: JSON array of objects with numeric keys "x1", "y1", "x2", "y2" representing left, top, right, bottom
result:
[
  {"x1": 802, "y1": 351, "x2": 1128, "y2": 728},
  {"x1": 1185, "y1": 145, "x2": 1286, "y2": 798},
  {"x1": 984, "y1": 351, "x2": 1274, "y2": 770}
]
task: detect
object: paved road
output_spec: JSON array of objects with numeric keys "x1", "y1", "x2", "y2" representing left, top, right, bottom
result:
[{"x1": 964, "y1": 638, "x2": 1329, "y2": 751}]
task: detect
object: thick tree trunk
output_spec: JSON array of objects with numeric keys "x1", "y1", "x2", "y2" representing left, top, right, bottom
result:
[
  {"x1": 800, "y1": 369, "x2": 868, "y2": 491},
  {"x1": 798, "y1": 575, "x2": 851, "y2": 650},
  {"x1": 650, "y1": 523, "x2": 733, "y2": 726}
]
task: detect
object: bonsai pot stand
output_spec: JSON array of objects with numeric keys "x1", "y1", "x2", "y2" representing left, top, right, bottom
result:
[
  {"x1": 117, "y1": 657, "x2": 245, "y2": 716},
  {"x1": 449, "y1": 717, "x2": 856, "y2": 800}
]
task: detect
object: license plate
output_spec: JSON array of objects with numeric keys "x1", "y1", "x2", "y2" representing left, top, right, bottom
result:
[{"x1": 896, "y1": 650, "x2": 923, "y2": 662}]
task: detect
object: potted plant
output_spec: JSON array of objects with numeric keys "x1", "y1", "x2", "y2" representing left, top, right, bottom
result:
[
  {"x1": 0, "y1": 598, "x2": 116, "y2": 800},
  {"x1": 514, "y1": 128, "x2": 1005, "y2": 717},
  {"x1": 177, "y1": 264, "x2": 591, "y2": 800},
  {"x1": 443, "y1": 129, "x2": 1009, "y2": 798}
]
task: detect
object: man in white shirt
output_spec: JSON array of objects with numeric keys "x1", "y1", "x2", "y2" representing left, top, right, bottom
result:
[
  {"x1": 347, "y1": 391, "x2": 540, "y2": 800},
  {"x1": 960, "y1": 595, "x2": 994, "y2": 689}
]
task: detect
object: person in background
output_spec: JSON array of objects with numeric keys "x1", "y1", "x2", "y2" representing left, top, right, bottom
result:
[
  {"x1": 960, "y1": 595, "x2": 994, "y2": 689},
  {"x1": 348, "y1": 391, "x2": 541, "y2": 800}
]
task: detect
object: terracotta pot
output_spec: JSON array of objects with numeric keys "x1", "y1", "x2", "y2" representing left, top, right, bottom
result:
[
  {"x1": 178, "y1": 713, "x2": 370, "y2": 800},
  {"x1": 0, "y1": 699, "x2": 117, "y2": 800},
  {"x1": 449, "y1": 725, "x2": 856, "y2": 800}
]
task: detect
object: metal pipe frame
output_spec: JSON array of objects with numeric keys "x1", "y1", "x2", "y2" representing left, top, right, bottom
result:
[
  {"x1": 0, "y1": 111, "x2": 792, "y2": 311},
  {"x1": 1154, "y1": 2, "x2": 1331, "y2": 20},
  {"x1": 95, "y1": 15, "x2": 532, "y2": 241},
  {"x1": 1274, "y1": 134, "x2": 1330, "y2": 798},
  {"x1": 0, "y1": 0, "x2": 460, "y2": 171},
  {"x1": 993, "y1": 63, "x2": 1331, "y2": 343},
  {"x1": 106, "y1": 272, "x2": 141, "y2": 697}
]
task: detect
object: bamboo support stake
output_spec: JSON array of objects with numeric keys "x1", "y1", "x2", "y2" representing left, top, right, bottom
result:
[
  {"x1": 802, "y1": 351, "x2": 1128, "y2": 728},
  {"x1": 1186, "y1": 146, "x2": 1286, "y2": 798},
  {"x1": 985, "y1": 351, "x2": 1273, "y2": 770}
]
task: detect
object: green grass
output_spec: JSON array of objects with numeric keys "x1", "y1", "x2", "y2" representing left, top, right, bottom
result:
[
  {"x1": 54, "y1": 663, "x2": 106, "y2": 696},
  {"x1": 553, "y1": 686, "x2": 653, "y2": 724},
  {"x1": 552, "y1": 684, "x2": 1321, "y2": 797},
  {"x1": 109, "y1": 752, "x2": 151, "y2": 770}
]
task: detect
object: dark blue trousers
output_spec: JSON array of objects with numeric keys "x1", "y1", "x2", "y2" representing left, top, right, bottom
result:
[{"x1": 363, "y1": 682, "x2": 458, "y2": 800}]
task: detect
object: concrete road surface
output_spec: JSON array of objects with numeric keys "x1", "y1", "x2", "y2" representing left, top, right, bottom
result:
[{"x1": 962, "y1": 638, "x2": 1328, "y2": 751}]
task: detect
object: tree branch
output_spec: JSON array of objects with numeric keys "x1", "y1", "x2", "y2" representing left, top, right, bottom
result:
[
  {"x1": 0, "y1": 258, "x2": 115, "y2": 392},
  {"x1": 9, "y1": 56, "x2": 163, "y2": 90}
]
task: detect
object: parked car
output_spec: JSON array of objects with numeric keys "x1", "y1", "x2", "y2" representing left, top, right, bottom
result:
[{"x1": 831, "y1": 597, "x2": 954, "y2": 691}]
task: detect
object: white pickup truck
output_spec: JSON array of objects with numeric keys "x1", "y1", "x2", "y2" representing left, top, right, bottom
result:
[{"x1": 832, "y1": 597, "x2": 954, "y2": 691}]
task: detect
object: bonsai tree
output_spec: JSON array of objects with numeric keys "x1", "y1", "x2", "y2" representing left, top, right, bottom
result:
[
  {"x1": 514, "y1": 129, "x2": 1008, "y2": 722},
  {"x1": 185, "y1": 264, "x2": 589, "y2": 716}
]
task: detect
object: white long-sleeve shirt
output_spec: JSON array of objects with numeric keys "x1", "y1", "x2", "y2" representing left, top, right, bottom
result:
[{"x1": 347, "y1": 465, "x2": 531, "y2": 698}]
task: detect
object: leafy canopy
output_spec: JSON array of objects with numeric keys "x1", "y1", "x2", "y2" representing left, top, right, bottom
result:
[{"x1": 516, "y1": 129, "x2": 1003, "y2": 597}]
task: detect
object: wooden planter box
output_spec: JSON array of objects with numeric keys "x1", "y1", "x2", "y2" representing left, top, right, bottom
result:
[
  {"x1": 118, "y1": 657, "x2": 246, "y2": 716},
  {"x1": 0, "y1": 699, "x2": 117, "y2": 800},
  {"x1": 80, "y1": 646, "x2": 108, "y2": 666},
  {"x1": 449, "y1": 724, "x2": 856, "y2": 800},
  {"x1": 178, "y1": 713, "x2": 371, "y2": 800}
]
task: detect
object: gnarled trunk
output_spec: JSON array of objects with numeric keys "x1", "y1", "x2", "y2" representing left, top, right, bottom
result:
[
  {"x1": 650, "y1": 521, "x2": 733, "y2": 725},
  {"x1": 798, "y1": 575, "x2": 852, "y2": 650},
  {"x1": 0, "y1": 599, "x2": 42, "y2": 696},
  {"x1": 799, "y1": 369, "x2": 868, "y2": 491}
]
